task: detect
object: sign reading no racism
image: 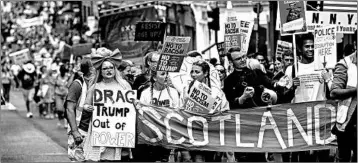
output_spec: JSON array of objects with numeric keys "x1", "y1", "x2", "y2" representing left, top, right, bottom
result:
[
  {"x1": 134, "y1": 21, "x2": 166, "y2": 41},
  {"x1": 137, "y1": 100, "x2": 337, "y2": 152},
  {"x1": 184, "y1": 81, "x2": 215, "y2": 114},
  {"x1": 156, "y1": 36, "x2": 191, "y2": 72},
  {"x1": 314, "y1": 25, "x2": 337, "y2": 70},
  {"x1": 91, "y1": 84, "x2": 137, "y2": 148}
]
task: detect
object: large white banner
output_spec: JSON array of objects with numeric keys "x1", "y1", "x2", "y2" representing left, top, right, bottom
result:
[{"x1": 306, "y1": 11, "x2": 357, "y2": 34}]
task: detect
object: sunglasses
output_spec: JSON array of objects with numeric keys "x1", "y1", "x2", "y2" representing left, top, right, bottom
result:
[
  {"x1": 284, "y1": 59, "x2": 294, "y2": 62},
  {"x1": 217, "y1": 70, "x2": 226, "y2": 73}
]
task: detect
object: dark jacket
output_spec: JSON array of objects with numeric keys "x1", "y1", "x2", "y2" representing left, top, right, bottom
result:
[{"x1": 223, "y1": 68, "x2": 275, "y2": 109}]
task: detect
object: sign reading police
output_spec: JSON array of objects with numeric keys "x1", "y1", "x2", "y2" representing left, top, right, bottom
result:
[{"x1": 314, "y1": 25, "x2": 337, "y2": 70}]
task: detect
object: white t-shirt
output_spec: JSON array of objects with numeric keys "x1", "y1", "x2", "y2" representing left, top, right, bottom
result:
[
  {"x1": 140, "y1": 86, "x2": 180, "y2": 108},
  {"x1": 285, "y1": 62, "x2": 326, "y2": 103},
  {"x1": 10, "y1": 64, "x2": 21, "y2": 76}
]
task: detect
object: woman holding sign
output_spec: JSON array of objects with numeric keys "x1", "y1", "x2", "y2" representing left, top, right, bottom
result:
[
  {"x1": 81, "y1": 48, "x2": 133, "y2": 162},
  {"x1": 180, "y1": 60, "x2": 230, "y2": 162}
]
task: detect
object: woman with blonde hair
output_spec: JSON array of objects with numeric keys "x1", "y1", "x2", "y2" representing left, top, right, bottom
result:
[{"x1": 81, "y1": 48, "x2": 132, "y2": 162}]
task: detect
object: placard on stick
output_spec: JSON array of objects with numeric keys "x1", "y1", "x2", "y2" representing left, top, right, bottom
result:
[
  {"x1": 134, "y1": 22, "x2": 166, "y2": 41},
  {"x1": 183, "y1": 80, "x2": 215, "y2": 114},
  {"x1": 91, "y1": 85, "x2": 137, "y2": 148},
  {"x1": 8, "y1": 49, "x2": 31, "y2": 65},
  {"x1": 216, "y1": 42, "x2": 225, "y2": 57},
  {"x1": 314, "y1": 25, "x2": 337, "y2": 70},
  {"x1": 224, "y1": 21, "x2": 242, "y2": 53},
  {"x1": 278, "y1": 1, "x2": 307, "y2": 36},
  {"x1": 156, "y1": 36, "x2": 191, "y2": 72}
]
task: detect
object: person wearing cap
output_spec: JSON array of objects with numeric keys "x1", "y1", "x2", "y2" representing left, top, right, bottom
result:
[{"x1": 17, "y1": 61, "x2": 37, "y2": 118}]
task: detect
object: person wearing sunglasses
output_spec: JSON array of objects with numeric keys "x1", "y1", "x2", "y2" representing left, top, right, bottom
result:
[{"x1": 215, "y1": 64, "x2": 227, "y2": 90}]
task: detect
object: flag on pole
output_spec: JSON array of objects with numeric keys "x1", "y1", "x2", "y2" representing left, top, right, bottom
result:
[{"x1": 322, "y1": 1, "x2": 357, "y2": 13}]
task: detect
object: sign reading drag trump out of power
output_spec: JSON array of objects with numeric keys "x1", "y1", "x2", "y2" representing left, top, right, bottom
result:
[
  {"x1": 314, "y1": 25, "x2": 337, "y2": 70},
  {"x1": 137, "y1": 100, "x2": 337, "y2": 152},
  {"x1": 91, "y1": 85, "x2": 137, "y2": 148},
  {"x1": 156, "y1": 36, "x2": 191, "y2": 72}
]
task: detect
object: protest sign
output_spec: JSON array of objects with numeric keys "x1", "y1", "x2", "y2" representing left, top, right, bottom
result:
[
  {"x1": 224, "y1": 21, "x2": 242, "y2": 53},
  {"x1": 276, "y1": 40, "x2": 292, "y2": 60},
  {"x1": 306, "y1": 11, "x2": 357, "y2": 34},
  {"x1": 91, "y1": 85, "x2": 137, "y2": 148},
  {"x1": 216, "y1": 42, "x2": 225, "y2": 57},
  {"x1": 278, "y1": 1, "x2": 307, "y2": 35},
  {"x1": 16, "y1": 17, "x2": 43, "y2": 28},
  {"x1": 224, "y1": 19, "x2": 253, "y2": 55},
  {"x1": 72, "y1": 43, "x2": 92, "y2": 56},
  {"x1": 134, "y1": 22, "x2": 166, "y2": 41},
  {"x1": 313, "y1": 25, "x2": 337, "y2": 70},
  {"x1": 156, "y1": 36, "x2": 191, "y2": 72},
  {"x1": 183, "y1": 81, "x2": 215, "y2": 114},
  {"x1": 8, "y1": 49, "x2": 31, "y2": 65},
  {"x1": 137, "y1": 100, "x2": 337, "y2": 152}
]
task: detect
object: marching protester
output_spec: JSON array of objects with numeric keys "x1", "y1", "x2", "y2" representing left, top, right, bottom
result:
[
  {"x1": 215, "y1": 64, "x2": 227, "y2": 90},
  {"x1": 81, "y1": 48, "x2": 132, "y2": 162},
  {"x1": 41, "y1": 68, "x2": 56, "y2": 119},
  {"x1": 180, "y1": 60, "x2": 230, "y2": 162},
  {"x1": 133, "y1": 51, "x2": 160, "y2": 98},
  {"x1": 17, "y1": 61, "x2": 37, "y2": 118},
  {"x1": 118, "y1": 60, "x2": 134, "y2": 87},
  {"x1": 54, "y1": 65, "x2": 70, "y2": 128},
  {"x1": 330, "y1": 31, "x2": 357, "y2": 162},
  {"x1": 224, "y1": 47, "x2": 276, "y2": 110},
  {"x1": 1, "y1": 57, "x2": 13, "y2": 107},
  {"x1": 65, "y1": 58, "x2": 95, "y2": 162},
  {"x1": 139, "y1": 69, "x2": 181, "y2": 162}
]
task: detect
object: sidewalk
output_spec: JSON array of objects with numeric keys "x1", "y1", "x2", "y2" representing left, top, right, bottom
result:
[{"x1": 0, "y1": 90, "x2": 69, "y2": 162}]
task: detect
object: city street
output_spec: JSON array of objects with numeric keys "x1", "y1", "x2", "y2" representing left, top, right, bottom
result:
[{"x1": 1, "y1": 90, "x2": 69, "y2": 162}]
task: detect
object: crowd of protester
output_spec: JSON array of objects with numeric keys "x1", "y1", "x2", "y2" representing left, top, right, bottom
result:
[
  {"x1": 1, "y1": 1, "x2": 357, "y2": 162},
  {"x1": 62, "y1": 31, "x2": 356, "y2": 162}
]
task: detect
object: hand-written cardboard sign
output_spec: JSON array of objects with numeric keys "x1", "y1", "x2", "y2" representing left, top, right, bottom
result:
[
  {"x1": 184, "y1": 81, "x2": 215, "y2": 114},
  {"x1": 134, "y1": 22, "x2": 166, "y2": 41},
  {"x1": 156, "y1": 36, "x2": 191, "y2": 72},
  {"x1": 276, "y1": 40, "x2": 293, "y2": 59},
  {"x1": 91, "y1": 86, "x2": 137, "y2": 148},
  {"x1": 314, "y1": 25, "x2": 337, "y2": 70},
  {"x1": 9, "y1": 49, "x2": 31, "y2": 65},
  {"x1": 278, "y1": 1, "x2": 307, "y2": 35},
  {"x1": 306, "y1": 12, "x2": 357, "y2": 34},
  {"x1": 216, "y1": 42, "x2": 225, "y2": 57}
]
